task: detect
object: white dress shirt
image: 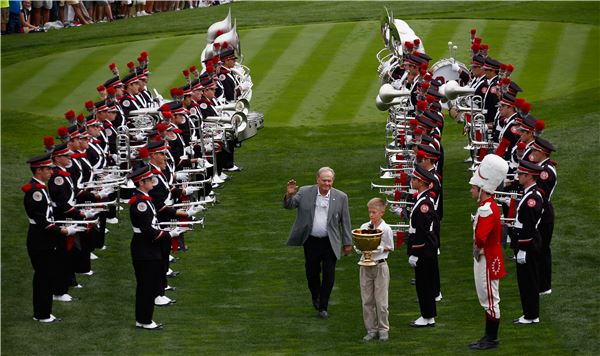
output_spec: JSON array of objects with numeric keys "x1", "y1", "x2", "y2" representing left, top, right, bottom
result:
[
  {"x1": 359, "y1": 219, "x2": 394, "y2": 261},
  {"x1": 310, "y1": 189, "x2": 330, "y2": 238}
]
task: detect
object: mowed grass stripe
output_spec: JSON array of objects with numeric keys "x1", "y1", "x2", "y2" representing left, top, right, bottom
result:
[
  {"x1": 150, "y1": 35, "x2": 205, "y2": 97},
  {"x1": 243, "y1": 26, "x2": 302, "y2": 90},
  {"x1": 52, "y1": 38, "x2": 174, "y2": 115},
  {"x1": 238, "y1": 27, "x2": 279, "y2": 66},
  {"x1": 495, "y1": 21, "x2": 539, "y2": 88},
  {"x1": 252, "y1": 24, "x2": 334, "y2": 124},
  {"x1": 319, "y1": 28, "x2": 379, "y2": 124},
  {"x1": 1, "y1": 56, "x2": 52, "y2": 96},
  {"x1": 545, "y1": 24, "x2": 591, "y2": 98},
  {"x1": 29, "y1": 47, "x2": 112, "y2": 112},
  {"x1": 289, "y1": 21, "x2": 375, "y2": 126},
  {"x1": 517, "y1": 22, "x2": 564, "y2": 101},
  {"x1": 575, "y1": 25, "x2": 600, "y2": 91},
  {"x1": 267, "y1": 22, "x2": 358, "y2": 124},
  {"x1": 3, "y1": 49, "x2": 98, "y2": 112}
]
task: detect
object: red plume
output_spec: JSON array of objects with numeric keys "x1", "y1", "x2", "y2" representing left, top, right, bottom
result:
[
  {"x1": 44, "y1": 136, "x2": 55, "y2": 147},
  {"x1": 482, "y1": 44, "x2": 489, "y2": 50},
  {"x1": 416, "y1": 100, "x2": 428, "y2": 112},
  {"x1": 516, "y1": 141, "x2": 527, "y2": 150},
  {"x1": 424, "y1": 73, "x2": 432, "y2": 82},
  {"x1": 470, "y1": 28, "x2": 477, "y2": 35},
  {"x1": 140, "y1": 51, "x2": 148, "y2": 59},
  {"x1": 501, "y1": 77, "x2": 511, "y2": 85},
  {"x1": 215, "y1": 31, "x2": 223, "y2": 37},
  {"x1": 65, "y1": 110, "x2": 76, "y2": 120},
  {"x1": 163, "y1": 111, "x2": 174, "y2": 119},
  {"x1": 176, "y1": 88, "x2": 184, "y2": 97},
  {"x1": 222, "y1": 41, "x2": 229, "y2": 48},
  {"x1": 77, "y1": 113, "x2": 85, "y2": 123},
  {"x1": 426, "y1": 94, "x2": 435, "y2": 104},
  {"x1": 471, "y1": 43, "x2": 480, "y2": 51},
  {"x1": 127, "y1": 61, "x2": 135, "y2": 69},
  {"x1": 213, "y1": 42, "x2": 221, "y2": 49},
  {"x1": 500, "y1": 64, "x2": 507, "y2": 71},
  {"x1": 57, "y1": 126, "x2": 69, "y2": 137},
  {"x1": 161, "y1": 104, "x2": 171, "y2": 112},
  {"x1": 170, "y1": 88, "x2": 179, "y2": 98},
  {"x1": 183, "y1": 69, "x2": 190, "y2": 77},
  {"x1": 414, "y1": 127, "x2": 424, "y2": 136},
  {"x1": 514, "y1": 98, "x2": 525, "y2": 108},
  {"x1": 421, "y1": 82, "x2": 430, "y2": 90},
  {"x1": 521, "y1": 102, "x2": 531, "y2": 113},
  {"x1": 474, "y1": 37, "x2": 482, "y2": 44},
  {"x1": 421, "y1": 62, "x2": 429, "y2": 70},
  {"x1": 409, "y1": 118, "x2": 419, "y2": 127},
  {"x1": 107, "y1": 87, "x2": 116, "y2": 96},
  {"x1": 85, "y1": 100, "x2": 94, "y2": 109},
  {"x1": 156, "y1": 123, "x2": 168, "y2": 133},
  {"x1": 189, "y1": 65, "x2": 197, "y2": 72},
  {"x1": 137, "y1": 56, "x2": 144, "y2": 63},
  {"x1": 138, "y1": 147, "x2": 149, "y2": 159},
  {"x1": 535, "y1": 120, "x2": 545, "y2": 131},
  {"x1": 505, "y1": 64, "x2": 514, "y2": 73},
  {"x1": 416, "y1": 150, "x2": 426, "y2": 159},
  {"x1": 420, "y1": 69, "x2": 427, "y2": 77},
  {"x1": 96, "y1": 85, "x2": 106, "y2": 92},
  {"x1": 108, "y1": 63, "x2": 116, "y2": 71},
  {"x1": 413, "y1": 39, "x2": 420, "y2": 46},
  {"x1": 404, "y1": 41, "x2": 414, "y2": 49}
]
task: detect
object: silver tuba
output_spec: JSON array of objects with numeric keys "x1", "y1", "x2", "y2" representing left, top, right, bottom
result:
[{"x1": 206, "y1": 8, "x2": 232, "y2": 44}]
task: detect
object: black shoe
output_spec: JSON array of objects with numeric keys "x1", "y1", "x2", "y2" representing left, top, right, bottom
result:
[
  {"x1": 312, "y1": 298, "x2": 320, "y2": 310},
  {"x1": 469, "y1": 338, "x2": 499, "y2": 350},
  {"x1": 318, "y1": 310, "x2": 328, "y2": 319},
  {"x1": 469, "y1": 336, "x2": 488, "y2": 347}
]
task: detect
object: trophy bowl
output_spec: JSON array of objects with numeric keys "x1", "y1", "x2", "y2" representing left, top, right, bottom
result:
[{"x1": 352, "y1": 228, "x2": 383, "y2": 266}]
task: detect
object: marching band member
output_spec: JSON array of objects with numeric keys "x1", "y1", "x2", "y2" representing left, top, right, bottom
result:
[
  {"x1": 217, "y1": 48, "x2": 239, "y2": 102},
  {"x1": 128, "y1": 166, "x2": 185, "y2": 330},
  {"x1": 24, "y1": 153, "x2": 84, "y2": 323},
  {"x1": 528, "y1": 138, "x2": 557, "y2": 296},
  {"x1": 467, "y1": 154, "x2": 508, "y2": 350},
  {"x1": 511, "y1": 161, "x2": 544, "y2": 324},
  {"x1": 406, "y1": 166, "x2": 439, "y2": 328}
]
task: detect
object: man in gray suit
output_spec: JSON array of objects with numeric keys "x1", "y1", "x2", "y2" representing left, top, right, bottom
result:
[{"x1": 283, "y1": 167, "x2": 353, "y2": 318}]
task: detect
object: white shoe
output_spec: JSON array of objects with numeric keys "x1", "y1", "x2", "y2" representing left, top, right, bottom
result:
[
  {"x1": 73, "y1": 284, "x2": 84, "y2": 289},
  {"x1": 539, "y1": 289, "x2": 552, "y2": 296},
  {"x1": 513, "y1": 315, "x2": 540, "y2": 324},
  {"x1": 219, "y1": 173, "x2": 230, "y2": 180},
  {"x1": 410, "y1": 316, "x2": 435, "y2": 327},
  {"x1": 435, "y1": 293, "x2": 443, "y2": 302},
  {"x1": 53, "y1": 294, "x2": 73, "y2": 302},
  {"x1": 140, "y1": 11, "x2": 148, "y2": 16},
  {"x1": 437, "y1": 248, "x2": 441, "y2": 255},
  {"x1": 154, "y1": 296, "x2": 175, "y2": 306},
  {"x1": 90, "y1": 252, "x2": 99, "y2": 260},
  {"x1": 223, "y1": 165, "x2": 241, "y2": 172},
  {"x1": 81, "y1": 270, "x2": 94, "y2": 276},
  {"x1": 136, "y1": 320, "x2": 163, "y2": 329},
  {"x1": 34, "y1": 314, "x2": 60, "y2": 323},
  {"x1": 99, "y1": 245, "x2": 108, "y2": 250},
  {"x1": 169, "y1": 255, "x2": 176, "y2": 263},
  {"x1": 165, "y1": 285, "x2": 176, "y2": 291},
  {"x1": 106, "y1": 218, "x2": 119, "y2": 224},
  {"x1": 105, "y1": 228, "x2": 110, "y2": 234}
]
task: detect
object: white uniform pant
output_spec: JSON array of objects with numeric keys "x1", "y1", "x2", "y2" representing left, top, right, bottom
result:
[
  {"x1": 360, "y1": 262, "x2": 390, "y2": 332},
  {"x1": 474, "y1": 256, "x2": 500, "y2": 319}
]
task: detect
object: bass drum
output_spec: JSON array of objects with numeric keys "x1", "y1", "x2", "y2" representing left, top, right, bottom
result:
[{"x1": 430, "y1": 58, "x2": 468, "y2": 84}]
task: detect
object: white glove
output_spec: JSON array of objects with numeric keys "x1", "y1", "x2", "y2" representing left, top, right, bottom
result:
[
  {"x1": 66, "y1": 225, "x2": 86, "y2": 236},
  {"x1": 134, "y1": 133, "x2": 145, "y2": 142},
  {"x1": 184, "y1": 146, "x2": 194, "y2": 155},
  {"x1": 517, "y1": 250, "x2": 526, "y2": 264},
  {"x1": 154, "y1": 93, "x2": 164, "y2": 104},
  {"x1": 98, "y1": 187, "x2": 114, "y2": 199},
  {"x1": 84, "y1": 209, "x2": 100, "y2": 219},
  {"x1": 169, "y1": 227, "x2": 186, "y2": 238},
  {"x1": 184, "y1": 186, "x2": 200, "y2": 196},
  {"x1": 353, "y1": 246, "x2": 362, "y2": 255},
  {"x1": 175, "y1": 172, "x2": 190, "y2": 182},
  {"x1": 239, "y1": 82, "x2": 251, "y2": 92},
  {"x1": 408, "y1": 255, "x2": 419, "y2": 268},
  {"x1": 451, "y1": 62, "x2": 461, "y2": 73},
  {"x1": 186, "y1": 205, "x2": 201, "y2": 217}
]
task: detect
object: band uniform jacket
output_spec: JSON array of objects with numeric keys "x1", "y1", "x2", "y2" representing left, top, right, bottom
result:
[
  {"x1": 218, "y1": 68, "x2": 238, "y2": 102},
  {"x1": 148, "y1": 164, "x2": 179, "y2": 219},
  {"x1": 129, "y1": 191, "x2": 167, "y2": 261},
  {"x1": 48, "y1": 167, "x2": 80, "y2": 220},
  {"x1": 511, "y1": 184, "x2": 544, "y2": 253},
  {"x1": 119, "y1": 93, "x2": 142, "y2": 119},
  {"x1": 473, "y1": 196, "x2": 506, "y2": 279},
  {"x1": 483, "y1": 76, "x2": 499, "y2": 123},
  {"x1": 23, "y1": 178, "x2": 62, "y2": 252},
  {"x1": 406, "y1": 190, "x2": 439, "y2": 258},
  {"x1": 283, "y1": 185, "x2": 352, "y2": 260}
]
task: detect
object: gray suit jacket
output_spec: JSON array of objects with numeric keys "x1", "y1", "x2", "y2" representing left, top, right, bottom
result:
[{"x1": 283, "y1": 185, "x2": 352, "y2": 259}]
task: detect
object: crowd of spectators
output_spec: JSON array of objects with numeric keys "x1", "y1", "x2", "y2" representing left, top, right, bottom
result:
[{"x1": 1, "y1": 0, "x2": 228, "y2": 35}]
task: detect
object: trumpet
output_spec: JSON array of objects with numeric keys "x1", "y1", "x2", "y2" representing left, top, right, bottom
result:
[
  {"x1": 171, "y1": 177, "x2": 212, "y2": 187},
  {"x1": 52, "y1": 218, "x2": 100, "y2": 226},
  {"x1": 371, "y1": 182, "x2": 410, "y2": 195},
  {"x1": 74, "y1": 199, "x2": 119, "y2": 209},
  {"x1": 388, "y1": 223, "x2": 410, "y2": 232},
  {"x1": 386, "y1": 199, "x2": 415, "y2": 206},
  {"x1": 157, "y1": 217, "x2": 205, "y2": 229}
]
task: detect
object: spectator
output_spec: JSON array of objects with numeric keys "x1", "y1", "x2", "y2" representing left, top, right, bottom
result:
[
  {"x1": 20, "y1": 1, "x2": 39, "y2": 33},
  {"x1": 7, "y1": 0, "x2": 20, "y2": 34},
  {"x1": 31, "y1": 0, "x2": 51, "y2": 27}
]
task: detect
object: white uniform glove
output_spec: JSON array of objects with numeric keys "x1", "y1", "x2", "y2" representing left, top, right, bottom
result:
[
  {"x1": 169, "y1": 227, "x2": 186, "y2": 238},
  {"x1": 97, "y1": 187, "x2": 114, "y2": 199},
  {"x1": 451, "y1": 62, "x2": 461, "y2": 73},
  {"x1": 184, "y1": 146, "x2": 194, "y2": 155},
  {"x1": 408, "y1": 255, "x2": 419, "y2": 268},
  {"x1": 517, "y1": 250, "x2": 526, "y2": 264},
  {"x1": 175, "y1": 172, "x2": 189, "y2": 182},
  {"x1": 186, "y1": 205, "x2": 201, "y2": 217},
  {"x1": 134, "y1": 133, "x2": 145, "y2": 142},
  {"x1": 239, "y1": 82, "x2": 252, "y2": 92},
  {"x1": 184, "y1": 186, "x2": 200, "y2": 196},
  {"x1": 66, "y1": 225, "x2": 86, "y2": 236},
  {"x1": 84, "y1": 209, "x2": 100, "y2": 219}
]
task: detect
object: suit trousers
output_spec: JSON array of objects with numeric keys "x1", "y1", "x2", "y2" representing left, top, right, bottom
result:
[
  {"x1": 133, "y1": 259, "x2": 162, "y2": 324},
  {"x1": 303, "y1": 236, "x2": 337, "y2": 311},
  {"x1": 415, "y1": 255, "x2": 437, "y2": 319},
  {"x1": 28, "y1": 249, "x2": 57, "y2": 319},
  {"x1": 516, "y1": 254, "x2": 539, "y2": 319},
  {"x1": 537, "y1": 202, "x2": 554, "y2": 292},
  {"x1": 360, "y1": 262, "x2": 390, "y2": 332}
]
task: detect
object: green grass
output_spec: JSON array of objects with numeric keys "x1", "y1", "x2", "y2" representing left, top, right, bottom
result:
[{"x1": 2, "y1": 1, "x2": 599, "y2": 354}]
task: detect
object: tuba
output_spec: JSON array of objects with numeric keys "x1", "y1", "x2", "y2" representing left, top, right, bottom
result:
[{"x1": 206, "y1": 8, "x2": 232, "y2": 44}]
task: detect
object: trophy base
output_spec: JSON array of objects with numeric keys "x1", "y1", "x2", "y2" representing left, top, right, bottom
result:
[{"x1": 358, "y1": 260, "x2": 377, "y2": 267}]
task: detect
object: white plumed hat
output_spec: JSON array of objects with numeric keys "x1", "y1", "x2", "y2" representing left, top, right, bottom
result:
[{"x1": 469, "y1": 154, "x2": 509, "y2": 193}]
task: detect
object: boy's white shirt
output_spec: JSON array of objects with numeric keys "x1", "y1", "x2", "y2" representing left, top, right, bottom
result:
[{"x1": 359, "y1": 219, "x2": 394, "y2": 262}]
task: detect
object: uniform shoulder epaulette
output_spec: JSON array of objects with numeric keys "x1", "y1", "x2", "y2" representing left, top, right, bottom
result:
[
  {"x1": 429, "y1": 191, "x2": 437, "y2": 199},
  {"x1": 58, "y1": 170, "x2": 71, "y2": 177},
  {"x1": 151, "y1": 169, "x2": 162, "y2": 175},
  {"x1": 35, "y1": 183, "x2": 46, "y2": 189},
  {"x1": 128, "y1": 196, "x2": 138, "y2": 205},
  {"x1": 140, "y1": 195, "x2": 152, "y2": 201},
  {"x1": 478, "y1": 202, "x2": 493, "y2": 218},
  {"x1": 21, "y1": 183, "x2": 33, "y2": 192}
]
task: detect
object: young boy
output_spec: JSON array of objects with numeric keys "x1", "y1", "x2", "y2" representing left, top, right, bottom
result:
[{"x1": 357, "y1": 198, "x2": 394, "y2": 342}]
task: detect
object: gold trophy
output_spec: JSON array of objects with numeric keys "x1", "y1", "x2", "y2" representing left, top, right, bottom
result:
[{"x1": 352, "y1": 228, "x2": 383, "y2": 266}]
